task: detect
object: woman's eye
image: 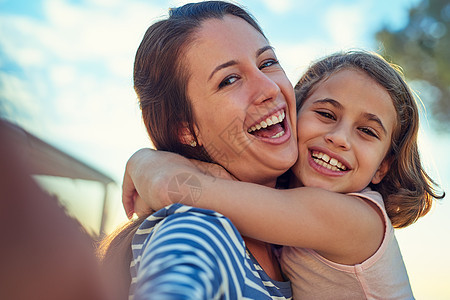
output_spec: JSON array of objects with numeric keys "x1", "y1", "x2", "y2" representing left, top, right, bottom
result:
[
  {"x1": 359, "y1": 127, "x2": 378, "y2": 138},
  {"x1": 218, "y1": 75, "x2": 239, "y2": 89},
  {"x1": 316, "y1": 110, "x2": 335, "y2": 120},
  {"x1": 259, "y1": 59, "x2": 279, "y2": 70}
]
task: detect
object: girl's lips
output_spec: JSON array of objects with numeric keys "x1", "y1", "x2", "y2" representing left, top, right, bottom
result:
[{"x1": 307, "y1": 149, "x2": 350, "y2": 176}]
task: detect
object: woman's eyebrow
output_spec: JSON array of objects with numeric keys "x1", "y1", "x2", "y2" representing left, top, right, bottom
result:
[
  {"x1": 208, "y1": 60, "x2": 237, "y2": 81},
  {"x1": 208, "y1": 45, "x2": 274, "y2": 82},
  {"x1": 256, "y1": 45, "x2": 274, "y2": 57}
]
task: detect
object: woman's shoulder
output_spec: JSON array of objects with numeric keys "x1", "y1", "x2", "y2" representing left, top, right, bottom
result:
[
  {"x1": 130, "y1": 204, "x2": 293, "y2": 299},
  {"x1": 133, "y1": 203, "x2": 245, "y2": 253},
  {"x1": 138, "y1": 203, "x2": 238, "y2": 232}
]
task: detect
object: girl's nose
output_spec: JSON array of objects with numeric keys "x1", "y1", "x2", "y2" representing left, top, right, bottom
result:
[{"x1": 324, "y1": 125, "x2": 351, "y2": 150}]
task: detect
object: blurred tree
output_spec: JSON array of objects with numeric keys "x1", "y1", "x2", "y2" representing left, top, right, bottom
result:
[{"x1": 376, "y1": 0, "x2": 450, "y2": 129}]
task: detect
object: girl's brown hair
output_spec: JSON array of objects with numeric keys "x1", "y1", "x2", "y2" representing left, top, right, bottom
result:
[{"x1": 295, "y1": 50, "x2": 445, "y2": 228}]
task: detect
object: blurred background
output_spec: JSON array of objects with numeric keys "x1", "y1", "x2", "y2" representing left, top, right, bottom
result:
[{"x1": 0, "y1": 0, "x2": 449, "y2": 298}]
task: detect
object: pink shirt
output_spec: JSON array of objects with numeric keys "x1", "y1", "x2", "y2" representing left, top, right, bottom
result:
[{"x1": 279, "y1": 188, "x2": 414, "y2": 299}]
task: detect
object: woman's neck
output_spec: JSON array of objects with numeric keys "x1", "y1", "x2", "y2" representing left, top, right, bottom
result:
[{"x1": 243, "y1": 236, "x2": 283, "y2": 281}]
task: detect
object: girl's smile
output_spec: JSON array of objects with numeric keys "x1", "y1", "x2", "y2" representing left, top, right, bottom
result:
[
  {"x1": 292, "y1": 68, "x2": 397, "y2": 193},
  {"x1": 308, "y1": 148, "x2": 350, "y2": 175}
]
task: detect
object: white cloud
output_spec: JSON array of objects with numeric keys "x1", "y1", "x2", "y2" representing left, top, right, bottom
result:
[
  {"x1": 276, "y1": 39, "x2": 359, "y2": 84},
  {"x1": 260, "y1": 0, "x2": 294, "y2": 14},
  {"x1": 0, "y1": 73, "x2": 45, "y2": 130},
  {"x1": 0, "y1": 0, "x2": 165, "y2": 179},
  {"x1": 324, "y1": 3, "x2": 368, "y2": 49}
]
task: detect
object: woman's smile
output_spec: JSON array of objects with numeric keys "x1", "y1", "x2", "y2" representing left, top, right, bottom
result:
[
  {"x1": 247, "y1": 108, "x2": 291, "y2": 143},
  {"x1": 185, "y1": 15, "x2": 298, "y2": 186}
]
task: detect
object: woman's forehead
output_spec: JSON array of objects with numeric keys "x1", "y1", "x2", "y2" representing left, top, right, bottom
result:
[{"x1": 184, "y1": 15, "x2": 269, "y2": 76}]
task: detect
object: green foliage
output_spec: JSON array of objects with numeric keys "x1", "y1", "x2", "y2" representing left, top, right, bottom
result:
[{"x1": 376, "y1": 0, "x2": 450, "y2": 129}]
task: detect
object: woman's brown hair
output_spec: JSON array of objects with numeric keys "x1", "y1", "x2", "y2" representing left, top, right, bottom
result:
[
  {"x1": 134, "y1": 0, "x2": 265, "y2": 162},
  {"x1": 98, "y1": 2, "x2": 267, "y2": 298},
  {"x1": 295, "y1": 50, "x2": 445, "y2": 228}
]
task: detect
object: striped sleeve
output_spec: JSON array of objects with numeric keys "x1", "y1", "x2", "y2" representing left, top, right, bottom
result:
[{"x1": 129, "y1": 204, "x2": 249, "y2": 300}]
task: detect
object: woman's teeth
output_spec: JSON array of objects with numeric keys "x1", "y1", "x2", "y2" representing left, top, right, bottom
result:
[
  {"x1": 247, "y1": 111, "x2": 285, "y2": 133},
  {"x1": 271, "y1": 130, "x2": 285, "y2": 138},
  {"x1": 312, "y1": 151, "x2": 347, "y2": 171}
]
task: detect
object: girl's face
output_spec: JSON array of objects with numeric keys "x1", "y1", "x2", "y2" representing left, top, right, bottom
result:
[
  {"x1": 185, "y1": 15, "x2": 298, "y2": 187},
  {"x1": 292, "y1": 68, "x2": 397, "y2": 193}
]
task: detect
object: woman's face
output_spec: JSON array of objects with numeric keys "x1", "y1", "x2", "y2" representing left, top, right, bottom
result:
[{"x1": 185, "y1": 15, "x2": 298, "y2": 187}]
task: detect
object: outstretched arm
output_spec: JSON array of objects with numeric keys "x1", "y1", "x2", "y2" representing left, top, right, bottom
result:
[{"x1": 123, "y1": 148, "x2": 384, "y2": 265}]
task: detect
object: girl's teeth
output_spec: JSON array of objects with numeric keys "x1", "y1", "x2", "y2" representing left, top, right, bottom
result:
[
  {"x1": 312, "y1": 151, "x2": 347, "y2": 171},
  {"x1": 329, "y1": 158, "x2": 338, "y2": 166}
]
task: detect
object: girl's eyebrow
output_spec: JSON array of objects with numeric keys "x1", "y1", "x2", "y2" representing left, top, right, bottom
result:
[
  {"x1": 313, "y1": 98, "x2": 343, "y2": 109},
  {"x1": 208, "y1": 45, "x2": 274, "y2": 81},
  {"x1": 313, "y1": 98, "x2": 387, "y2": 134},
  {"x1": 363, "y1": 112, "x2": 387, "y2": 134}
]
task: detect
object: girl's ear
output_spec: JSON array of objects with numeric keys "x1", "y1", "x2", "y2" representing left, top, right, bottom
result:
[
  {"x1": 371, "y1": 157, "x2": 391, "y2": 185},
  {"x1": 178, "y1": 122, "x2": 202, "y2": 147}
]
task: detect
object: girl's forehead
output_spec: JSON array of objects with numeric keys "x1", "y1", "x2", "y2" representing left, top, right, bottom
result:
[{"x1": 303, "y1": 69, "x2": 396, "y2": 125}]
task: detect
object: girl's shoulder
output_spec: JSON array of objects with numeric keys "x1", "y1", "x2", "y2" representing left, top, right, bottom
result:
[{"x1": 347, "y1": 187, "x2": 386, "y2": 214}]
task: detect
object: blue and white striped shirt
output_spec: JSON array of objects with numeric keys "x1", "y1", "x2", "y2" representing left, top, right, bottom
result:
[{"x1": 129, "y1": 204, "x2": 292, "y2": 299}]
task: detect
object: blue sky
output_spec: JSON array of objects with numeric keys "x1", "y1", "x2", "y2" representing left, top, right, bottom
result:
[{"x1": 1, "y1": 0, "x2": 449, "y2": 298}]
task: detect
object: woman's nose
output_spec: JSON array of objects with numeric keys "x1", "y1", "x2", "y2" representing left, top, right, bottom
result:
[{"x1": 250, "y1": 70, "x2": 280, "y2": 105}]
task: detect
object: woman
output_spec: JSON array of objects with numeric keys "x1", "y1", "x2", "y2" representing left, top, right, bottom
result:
[{"x1": 99, "y1": 1, "x2": 298, "y2": 299}]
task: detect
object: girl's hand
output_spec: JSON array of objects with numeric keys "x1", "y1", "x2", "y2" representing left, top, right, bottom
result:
[
  {"x1": 133, "y1": 193, "x2": 154, "y2": 218},
  {"x1": 122, "y1": 158, "x2": 139, "y2": 219},
  {"x1": 122, "y1": 148, "x2": 182, "y2": 218},
  {"x1": 122, "y1": 148, "x2": 235, "y2": 219}
]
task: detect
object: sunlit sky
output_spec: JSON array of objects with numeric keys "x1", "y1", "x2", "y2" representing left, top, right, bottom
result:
[{"x1": 1, "y1": 0, "x2": 449, "y2": 298}]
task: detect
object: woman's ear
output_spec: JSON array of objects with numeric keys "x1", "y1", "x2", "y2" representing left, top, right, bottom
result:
[
  {"x1": 371, "y1": 157, "x2": 391, "y2": 185},
  {"x1": 178, "y1": 123, "x2": 202, "y2": 147}
]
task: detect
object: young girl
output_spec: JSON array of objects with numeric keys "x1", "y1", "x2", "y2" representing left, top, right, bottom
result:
[{"x1": 123, "y1": 51, "x2": 444, "y2": 299}]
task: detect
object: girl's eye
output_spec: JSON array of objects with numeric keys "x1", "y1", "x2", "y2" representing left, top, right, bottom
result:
[
  {"x1": 259, "y1": 59, "x2": 279, "y2": 70},
  {"x1": 218, "y1": 75, "x2": 239, "y2": 89},
  {"x1": 359, "y1": 127, "x2": 379, "y2": 138},
  {"x1": 315, "y1": 110, "x2": 335, "y2": 120}
]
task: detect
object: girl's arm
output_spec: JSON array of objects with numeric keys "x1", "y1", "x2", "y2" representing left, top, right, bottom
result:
[{"x1": 123, "y1": 148, "x2": 384, "y2": 265}]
